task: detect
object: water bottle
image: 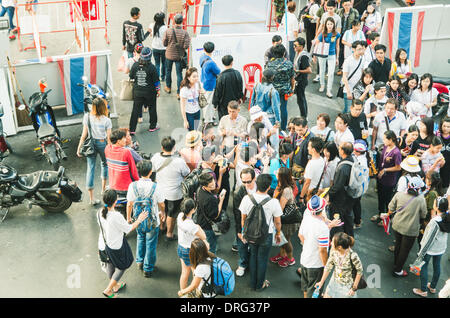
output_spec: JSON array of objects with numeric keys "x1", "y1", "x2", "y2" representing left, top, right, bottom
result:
[{"x1": 312, "y1": 286, "x2": 320, "y2": 298}]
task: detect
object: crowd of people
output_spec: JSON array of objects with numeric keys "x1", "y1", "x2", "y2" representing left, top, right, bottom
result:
[{"x1": 78, "y1": 1, "x2": 450, "y2": 298}]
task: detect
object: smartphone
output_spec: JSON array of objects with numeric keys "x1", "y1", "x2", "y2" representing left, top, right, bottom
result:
[{"x1": 220, "y1": 189, "x2": 227, "y2": 197}]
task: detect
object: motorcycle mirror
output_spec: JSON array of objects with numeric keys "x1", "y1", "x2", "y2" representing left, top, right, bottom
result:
[{"x1": 18, "y1": 104, "x2": 26, "y2": 111}]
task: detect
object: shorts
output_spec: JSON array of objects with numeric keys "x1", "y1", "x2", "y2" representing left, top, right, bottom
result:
[
  {"x1": 177, "y1": 245, "x2": 191, "y2": 266},
  {"x1": 165, "y1": 199, "x2": 183, "y2": 218},
  {"x1": 300, "y1": 265, "x2": 324, "y2": 297}
]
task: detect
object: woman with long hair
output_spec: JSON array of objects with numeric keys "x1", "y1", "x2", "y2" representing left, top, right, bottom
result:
[
  {"x1": 399, "y1": 124, "x2": 419, "y2": 158},
  {"x1": 438, "y1": 117, "x2": 450, "y2": 188},
  {"x1": 301, "y1": 0, "x2": 321, "y2": 52},
  {"x1": 314, "y1": 17, "x2": 341, "y2": 98},
  {"x1": 353, "y1": 68, "x2": 375, "y2": 103},
  {"x1": 386, "y1": 74, "x2": 409, "y2": 112},
  {"x1": 404, "y1": 73, "x2": 419, "y2": 100},
  {"x1": 390, "y1": 48, "x2": 413, "y2": 83},
  {"x1": 411, "y1": 73, "x2": 438, "y2": 118},
  {"x1": 250, "y1": 68, "x2": 281, "y2": 126},
  {"x1": 150, "y1": 12, "x2": 167, "y2": 81},
  {"x1": 371, "y1": 130, "x2": 402, "y2": 224},
  {"x1": 271, "y1": 167, "x2": 298, "y2": 268},
  {"x1": 177, "y1": 199, "x2": 207, "y2": 292},
  {"x1": 180, "y1": 67, "x2": 203, "y2": 131},
  {"x1": 177, "y1": 238, "x2": 215, "y2": 298},
  {"x1": 410, "y1": 117, "x2": 435, "y2": 160},
  {"x1": 97, "y1": 190, "x2": 148, "y2": 298},
  {"x1": 77, "y1": 97, "x2": 111, "y2": 205},
  {"x1": 320, "y1": 141, "x2": 340, "y2": 189},
  {"x1": 361, "y1": 1, "x2": 382, "y2": 35}
]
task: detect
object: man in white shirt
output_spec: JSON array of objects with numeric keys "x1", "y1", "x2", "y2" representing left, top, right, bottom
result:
[
  {"x1": 363, "y1": 32, "x2": 380, "y2": 68},
  {"x1": 239, "y1": 174, "x2": 282, "y2": 291},
  {"x1": 372, "y1": 98, "x2": 407, "y2": 150},
  {"x1": 364, "y1": 81, "x2": 387, "y2": 133},
  {"x1": 334, "y1": 113, "x2": 355, "y2": 147},
  {"x1": 279, "y1": 1, "x2": 299, "y2": 62},
  {"x1": 299, "y1": 195, "x2": 336, "y2": 298},
  {"x1": 342, "y1": 40, "x2": 365, "y2": 113},
  {"x1": 126, "y1": 160, "x2": 165, "y2": 277},
  {"x1": 299, "y1": 137, "x2": 326, "y2": 203},
  {"x1": 151, "y1": 136, "x2": 190, "y2": 241},
  {"x1": 219, "y1": 101, "x2": 248, "y2": 154}
]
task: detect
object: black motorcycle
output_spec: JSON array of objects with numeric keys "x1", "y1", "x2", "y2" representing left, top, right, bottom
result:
[
  {"x1": 29, "y1": 89, "x2": 68, "y2": 170},
  {"x1": 0, "y1": 164, "x2": 82, "y2": 222}
]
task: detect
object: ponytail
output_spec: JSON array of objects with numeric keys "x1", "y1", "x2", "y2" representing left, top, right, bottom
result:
[
  {"x1": 102, "y1": 189, "x2": 117, "y2": 219},
  {"x1": 181, "y1": 198, "x2": 196, "y2": 221}
]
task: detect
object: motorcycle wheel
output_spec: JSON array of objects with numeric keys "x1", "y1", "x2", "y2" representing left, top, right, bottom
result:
[{"x1": 39, "y1": 192, "x2": 72, "y2": 213}]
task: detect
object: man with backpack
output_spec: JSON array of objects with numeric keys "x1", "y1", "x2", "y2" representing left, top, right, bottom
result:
[
  {"x1": 239, "y1": 174, "x2": 282, "y2": 291},
  {"x1": 126, "y1": 160, "x2": 165, "y2": 278},
  {"x1": 151, "y1": 137, "x2": 190, "y2": 241},
  {"x1": 329, "y1": 142, "x2": 357, "y2": 237}
]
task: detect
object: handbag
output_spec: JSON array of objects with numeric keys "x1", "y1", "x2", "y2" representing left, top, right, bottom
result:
[
  {"x1": 79, "y1": 114, "x2": 95, "y2": 157},
  {"x1": 350, "y1": 250, "x2": 367, "y2": 290},
  {"x1": 172, "y1": 28, "x2": 188, "y2": 69},
  {"x1": 281, "y1": 201, "x2": 305, "y2": 224},
  {"x1": 198, "y1": 84, "x2": 208, "y2": 109},
  {"x1": 312, "y1": 35, "x2": 330, "y2": 58},
  {"x1": 337, "y1": 57, "x2": 363, "y2": 98},
  {"x1": 199, "y1": 206, "x2": 231, "y2": 236},
  {"x1": 119, "y1": 79, "x2": 134, "y2": 101}
]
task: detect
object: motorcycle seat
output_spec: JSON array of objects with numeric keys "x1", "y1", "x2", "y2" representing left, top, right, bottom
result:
[
  {"x1": 17, "y1": 171, "x2": 43, "y2": 192},
  {"x1": 433, "y1": 77, "x2": 450, "y2": 86},
  {"x1": 38, "y1": 123, "x2": 56, "y2": 139}
]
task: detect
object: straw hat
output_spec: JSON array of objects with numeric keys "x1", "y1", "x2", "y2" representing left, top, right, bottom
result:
[
  {"x1": 400, "y1": 155, "x2": 421, "y2": 173},
  {"x1": 185, "y1": 130, "x2": 201, "y2": 148}
]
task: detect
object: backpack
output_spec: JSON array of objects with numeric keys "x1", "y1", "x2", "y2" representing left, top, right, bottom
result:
[
  {"x1": 243, "y1": 195, "x2": 272, "y2": 244},
  {"x1": 132, "y1": 182, "x2": 158, "y2": 233},
  {"x1": 338, "y1": 157, "x2": 370, "y2": 199},
  {"x1": 181, "y1": 167, "x2": 214, "y2": 199},
  {"x1": 201, "y1": 257, "x2": 235, "y2": 297}
]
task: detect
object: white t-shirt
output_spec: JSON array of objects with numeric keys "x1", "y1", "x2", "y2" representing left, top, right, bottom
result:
[
  {"x1": 126, "y1": 179, "x2": 165, "y2": 227},
  {"x1": 299, "y1": 211, "x2": 330, "y2": 268},
  {"x1": 239, "y1": 192, "x2": 283, "y2": 234},
  {"x1": 342, "y1": 30, "x2": 366, "y2": 58},
  {"x1": 280, "y1": 12, "x2": 299, "y2": 41},
  {"x1": 320, "y1": 157, "x2": 340, "y2": 189},
  {"x1": 177, "y1": 213, "x2": 200, "y2": 249},
  {"x1": 363, "y1": 45, "x2": 376, "y2": 68},
  {"x1": 334, "y1": 128, "x2": 355, "y2": 147},
  {"x1": 364, "y1": 12, "x2": 382, "y2": 31},
  {"x1": 98, "y1": 210, "x2": 133, "y2": 250},
  {"x1": 150, "y1": 23, "x2": 167, "y2": 50},
  {"x1": 411, "y1": 88, "x2": 439, "y2": 118},
  {"x1": 83, "y1": 113, "x2": 112, "y2": 140},
  {"x1": 2, "y1": 0, "x2": 15, "y2": 7},
  {"x1": 373, "y1": 111, "x2": 407, "y2": 147},
  {"x1": 304, "y1": 157, "x2": 326, "y2": 190},
  {"x1": 310, "y1": 126, "x2": 335, "y2": 142},
  {"x1": 195, "y1": 260, "x2": 215, "y2": 298},
  {"x1": 151, "y1": 153, "x2": 191, "y2": 201},
  {"x1": 180, "y1": 82, "x2": 201, "y2": 114},
  {"x1": 342, "y1": 55, "x2": 364, "y2": 91}
]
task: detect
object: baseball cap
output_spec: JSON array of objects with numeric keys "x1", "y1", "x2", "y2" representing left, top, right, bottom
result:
[
  {"x1": 354, "y1": 140, "x2": 367, "y2": 153},
  {"x1": 374, "y1": 81, "x2": 386, "y2": 91},
  {"x1": 141, "y1": 47, "x2": 152, "y2": 60}
]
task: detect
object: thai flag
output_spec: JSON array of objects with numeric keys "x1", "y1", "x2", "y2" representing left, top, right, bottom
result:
[
  {"x1": 386, "y1": 10, "x2": 425, "y2": 68},
  {"x1": 56, "y1": 56, "x2": 98, "y2": 115}
]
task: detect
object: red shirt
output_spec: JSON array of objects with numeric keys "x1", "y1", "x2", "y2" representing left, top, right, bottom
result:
[{"x1": 105, "y1": 144, "x2": 139, "y2": 192}]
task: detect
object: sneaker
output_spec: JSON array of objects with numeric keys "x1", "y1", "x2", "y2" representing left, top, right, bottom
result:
[
  {"x1": 319, "y1": 85, "x2": 325, "y2": 93},
  {"x1": 313, "y1": 75, "x2": 320, "y2": 83},
  {"x1": 231, "y1": 245, "x2": 238, "y2": 252},
  {"x1": 143, "y1": 271, "x2": 153, "y2": 278},
  {"x1": 336, "y1": 69, "x2": 343, "y2": 76},
  {"x1": 270, "y1": 254, "x2": 283, "y2": 263},
  {"x1": 129, "y1": 131, "x2": 136, "y2": 135},
  {"x1": 236, "y1": 266, "x2": 246, "y2": 277},
  {"x1": 90, "y1": 199, "x2": 100, "y2": 206},
  {"x1": 148, "y1": 125, "x2": 160, "y2": 132},
  {"x1": 286, "y1": 257, "x2": 295, "y2": 266},
  {"x1": 164, "y1": 87, "x2": 171, "y2": 94},
  {"x1": 392, "y1": 270, "x2": 408, "y2": 277},
  {"x1": 353, "y1": 223, "x2": 362, "y2": 230},
  {"x1": 277, "y1": 257, "x2": 289, "y2": 268},
  {"x1": 9, "y1": 34, "x2": 16, "y2": 40},
  {"x1": 326, "y1": 91, "x2": 333, "y2": 99}
]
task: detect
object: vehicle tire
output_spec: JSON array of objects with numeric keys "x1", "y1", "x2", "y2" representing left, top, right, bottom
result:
[{"x1": 39, "y1": 192, "x2": 72, "y2": 213}]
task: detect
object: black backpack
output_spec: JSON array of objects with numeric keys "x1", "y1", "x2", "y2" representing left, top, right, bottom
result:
[
  {"x1": 181, "y1": 167, "x2": 213, "y2": 199},
  {"x1": 243, "y1": 195, "x2": 272, "y2": 245}
]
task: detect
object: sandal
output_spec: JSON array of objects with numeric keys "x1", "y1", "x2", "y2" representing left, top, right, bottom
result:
[
  {"x1": 413, "y1": 288, "x2": 427, "y2": 297},
  {"x1": 113, "y1": 282, "x2": 126, "y2": 293},
  {"x1": 102, "y1": 292, "x2": 118, "y2": 298},
  {"x1": 427, "y1": 283, "x2": 436, "y2": 294},
  {"x1": 371, "y1": 215, "x2": 380, "y2": 222},
  {"x1": 260, "y1": 280, "x2": 271, "y2": 289}
]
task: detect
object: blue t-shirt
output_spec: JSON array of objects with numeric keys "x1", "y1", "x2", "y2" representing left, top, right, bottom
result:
[
  {"x1": 269, "y1": 157, "x2": 291, "y2": 189},
  {"x1": 200, "y1": 54, "x2": 221, "y2": 91},
  {"x1": 318, "y1": 32, "x2": 341, "y2": 56}
]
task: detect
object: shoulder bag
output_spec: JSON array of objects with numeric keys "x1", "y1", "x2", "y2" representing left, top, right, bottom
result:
[
  {"x1": 312, "y1": 34, "x2": 330, "y2": 58},
  {"x1": 120, "y1": 79, "x2": 134, "y2": 101},
  {"x1": 79, "y1": 114, "x2": 96, "y2": 157},
  {"x1": 349, "y1": 250, "x2": 367, "y2": 289},
  {"x1": 337, "y1": 57, "x2": 363, "y2": 98},
  {"x1": 172, "y1": 28, "x2": 188, "y2": 69}
]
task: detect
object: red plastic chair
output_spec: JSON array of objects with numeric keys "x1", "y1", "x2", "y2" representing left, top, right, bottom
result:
[{"x1": 243, "y1": 63, "x2": 263, "y2": 109}]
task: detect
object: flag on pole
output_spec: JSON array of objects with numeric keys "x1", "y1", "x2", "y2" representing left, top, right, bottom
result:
[
  {"x1": 385, "y1": 10, "x2": 425, "y2": 68},
  {"x1": 57, "y1": 55, "x2": 98, "y2": 115}
]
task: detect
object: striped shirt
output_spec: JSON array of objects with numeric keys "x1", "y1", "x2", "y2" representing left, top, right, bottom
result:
[{"x1": 105, "y1": 144, "x2": 139, "y2": 192}]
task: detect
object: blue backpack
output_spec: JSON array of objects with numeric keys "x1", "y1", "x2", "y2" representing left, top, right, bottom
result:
[
  {"x1": 132, "y1": 182, "x2": 158, "y2": 233},
  {"x1": 202, "y1": 257, "x2": 235, "y2": 297}
]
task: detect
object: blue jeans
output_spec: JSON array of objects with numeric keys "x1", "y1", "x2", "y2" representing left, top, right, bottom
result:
[
  {"x1": 280, "y1": 97, "x2": 288, "y2": 131},
  {"x1": 153, "y1": 49, "x2": 166, "y2": 80},
  {"x1": 248, "y1": 233, "x2": 273, "y2": 290},
  {"x1": 186, "y1": 110, "x2": 200, "y2": 131},
  {"x1": 420, "y1": 254, "x2": 442, "y2": 292},
  {"x1": 136, "y1": 227, "x2": 160, "y2": 273},
  {"x1": 236, "y1": 234, "x2": 249, "y2": 268},
  {"x1": 205, "y1": 229, "x2": 217, "y2": 254},
  {"x1": 86, "y1": 139, "x2": 108, "y2": 189},
  {"x1": 166, "y1": 59, "x2": 183, "y2": 94},
  {"x1": 288, "y1": 41, "x2": 295, "y2": 63},
  {"x1": 0, "y1": 5, "x2": 15, "y2": 30},
  {"x1": 343, "y1": 92, "x2": 351, "y2": 114}
]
